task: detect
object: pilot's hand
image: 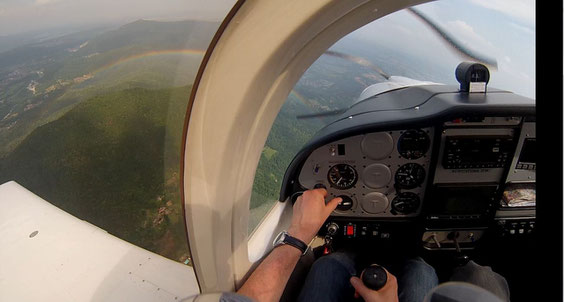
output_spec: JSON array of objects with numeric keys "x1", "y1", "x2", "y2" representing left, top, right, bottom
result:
[
  {"x1": 288, "y1": 188, "x2": 342, "y2": 244},
  {"x1": 350, "y1": 269, "x2": 399, "y2": 302}
]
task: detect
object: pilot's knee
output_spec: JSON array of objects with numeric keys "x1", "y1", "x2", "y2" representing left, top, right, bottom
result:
[
  {"x1": 453, "y1": 260, "x2": 506, "y2": 282},
  {"x1": 311, "y1": 252, "x2": 356, "y2": 276},
  {"x1": 403, "y1": 257, "x2": 438, "y2": 280}
]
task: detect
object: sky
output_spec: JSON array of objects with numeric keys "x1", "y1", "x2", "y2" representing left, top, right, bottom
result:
[
  {"x1": 346, "y1": 0, "x2": 535, "y2": 98},
  {"x1": 0, "y1": 0, "x2": 535, "y2": 98},
  {"x1": 0, "y1": 0, "x2": 236, "y2": 36}
]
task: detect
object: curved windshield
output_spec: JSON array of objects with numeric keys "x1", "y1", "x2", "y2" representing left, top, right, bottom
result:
[{"x1": 249, "y1": 0, "x2": 535, "y2": 233}]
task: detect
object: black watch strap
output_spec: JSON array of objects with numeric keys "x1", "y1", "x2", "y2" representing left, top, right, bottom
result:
[
  {"x1": 274, "y1": 231, "x2": 308, "y2": 255},
  {"x1": 283, "y1": 234, "x2": 308, "y2": 254}
]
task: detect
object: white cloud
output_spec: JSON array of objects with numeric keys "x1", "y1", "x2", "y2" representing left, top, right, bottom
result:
[
  {"x1": 391, "y1": 24, "x2": 413, "y2": 36},
  {"x1": 470, "y1": 0, "x2": 535, "y2": 26},
  {"x1": 34, "y1": 0, "x2": 62, "y2": 5},
  {"x1": 509, "y1": 22, "x2": 535, "y2": 35},
  {"x1": 445, "y1": 20, "x2": 496, "y2": 52}
]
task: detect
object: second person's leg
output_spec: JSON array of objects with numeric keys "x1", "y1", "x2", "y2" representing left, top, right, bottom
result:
[
  {"x1": 297, "y1": 251, "x2": 357, "y2": 302},
  {"x1": 396, "y1": 257, "x2": 439, "y2": 302}
]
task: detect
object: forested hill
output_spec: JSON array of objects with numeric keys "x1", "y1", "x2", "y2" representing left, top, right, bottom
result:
[
  {"x1": 0, "y1": 19, "x2": 218, "y2": 157},
  {"x1": 0, "y1": 85, "x2": 192, "y2": 262}
]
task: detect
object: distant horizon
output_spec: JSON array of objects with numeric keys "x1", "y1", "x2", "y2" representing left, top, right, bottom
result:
[
  {"x1": 0, "y1": 17, "x2": 221, "y2": 55},
  {"x1": 0, "y1": 0, "x2": 235, "y2": 36},
  {"x1": 0, "y1": 16, "x2": 222, "y2": 38}
]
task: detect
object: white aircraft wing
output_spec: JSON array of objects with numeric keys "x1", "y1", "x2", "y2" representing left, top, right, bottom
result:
[{"x1": 0, "y1": 181, "x2": 199, "y2": 302}]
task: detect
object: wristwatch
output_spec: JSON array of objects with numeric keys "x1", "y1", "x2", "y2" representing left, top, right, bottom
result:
[{"x1": 273, "y1": 231, "x2": 309, "y2": 255}]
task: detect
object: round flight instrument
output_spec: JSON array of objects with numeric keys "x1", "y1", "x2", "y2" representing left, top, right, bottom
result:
[
  {"x1": 391, "y1": 192, "x2": 421, "y2": 215},
  {"x1": 395, "y1": 163, "x2": 426, "y2": 189},
  {"x1": 361, "y1": 132, "x2": 394, "y2": 160},
  {"x1": 362, "y1": 163, "x2": 391, "y2": 189},
  {"x1": 361, "y1": 192, "x2": 389, "y2": 214},
  {"x1": 397, "y1": 129, "x2": 430, "y2": 159},
  {"x1": 327, "y1": 164, "x2": 358, "y2": 190}
]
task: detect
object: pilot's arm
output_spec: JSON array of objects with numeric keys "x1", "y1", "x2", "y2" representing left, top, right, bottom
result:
[{"x1": 236, "y1": 188, "x2": 342, "y2": 302}]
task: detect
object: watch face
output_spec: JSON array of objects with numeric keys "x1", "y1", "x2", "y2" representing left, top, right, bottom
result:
[{"x1": 273, "y1": 231, "x2": 287, "y2": 246}]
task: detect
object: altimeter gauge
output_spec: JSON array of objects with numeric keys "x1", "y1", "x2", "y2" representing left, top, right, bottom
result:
[{"x1": 395, "y1": 163, "x2": 426, "y2": 189}]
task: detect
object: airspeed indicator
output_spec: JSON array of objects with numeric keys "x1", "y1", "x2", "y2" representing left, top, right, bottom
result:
[{"x1": 327, "y1": 164, "x2": 358, "y2": 190}]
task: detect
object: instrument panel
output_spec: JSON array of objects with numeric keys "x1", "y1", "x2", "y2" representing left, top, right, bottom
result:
[
  {"x1": 296, "y1": 116, "x2": 535, "y2": 225},
  {"x1": 280, "y1": 74, "x2": 535, "y2": 251},
  {"x1": 298, "y1": 128, "x2": 434, "y2": 218}
]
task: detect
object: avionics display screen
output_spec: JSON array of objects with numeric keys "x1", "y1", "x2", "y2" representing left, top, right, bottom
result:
[
  {"x1": 432, "y1": 186, "x2": 497, "y2": 215},
  {"x1": 518, "y1": 138, "x2": 536, "y2": 164},
  {"x1": 442, "y1": 136, "x2": 514, "y2": 169}
]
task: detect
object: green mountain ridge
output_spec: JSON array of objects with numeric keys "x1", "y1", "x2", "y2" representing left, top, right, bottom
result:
[
  {"x1": 0, "y1": 19, "x2": 216, "y2": 157},
  {"x1": 0, "y1": 85, "x2": 192, "y2": 262}
]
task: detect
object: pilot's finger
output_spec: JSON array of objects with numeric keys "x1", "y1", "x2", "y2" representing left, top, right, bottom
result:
[
  {"x1": 326, "y1": 196, "x2": 342, "y2": 212},
  {"x1": 312, "y1": 187, "x2": 328, "y2": 196},
  {"x1": 385, "y1": 270, "x2": 397, "y2": 284},
  {"x1": 378, "y1": 269, "x2": 398, "y2": 293},
  {"x1": 350, "y1": 276, "x2": 372, "y2": 298}
]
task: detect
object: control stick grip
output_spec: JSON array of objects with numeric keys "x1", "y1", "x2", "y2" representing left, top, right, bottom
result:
[{"x1": 361, "y1": 264, "x2": 388, "y2": 291}]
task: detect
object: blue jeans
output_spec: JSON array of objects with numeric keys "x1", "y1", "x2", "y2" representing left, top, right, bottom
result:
[{"x1": 297, "y1": 252, "x2": 438, "y2": 302}]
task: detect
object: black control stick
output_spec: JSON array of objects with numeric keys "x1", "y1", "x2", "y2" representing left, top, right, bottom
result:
[
  {"x1": 447, "y1": 231, "x2": 470, "y2": 266},
  {"x1": 361, "y1": 264, "x2": 388, "y2": 291},
  {"x1": 314, "y1": 183, "x2": 327, "y2": 189}
]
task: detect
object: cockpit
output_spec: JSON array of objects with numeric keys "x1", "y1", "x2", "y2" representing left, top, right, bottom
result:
[
  {"x1": 271, "y1": 62, "x2": 536, "y2": 301},
  {"x1": 0, "y1": 0, "x2": 542, "y2": 301}
]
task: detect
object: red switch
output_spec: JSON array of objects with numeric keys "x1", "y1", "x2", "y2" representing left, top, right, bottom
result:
[{"x1": 346, "y1": 225, "x2": 354, "y2": 236}]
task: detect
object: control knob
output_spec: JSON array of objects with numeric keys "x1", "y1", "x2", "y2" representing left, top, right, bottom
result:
[
  {"x1": 361, "y1": 264, "x2": 388, "y2": 291},
  {"x1": 336, "y1": 195, "x2": 354, "y2": 211},
  {"x1": 326, "y1": 222, "x2": 339, "y2": 235}
]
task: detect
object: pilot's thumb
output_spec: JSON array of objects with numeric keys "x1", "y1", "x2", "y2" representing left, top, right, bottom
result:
[
  {"x1": 350, "y1": 276, "x2": 373, "y2": 300},
  {"x1": 326, "y1": 196, "x2": 342, "y2": 211}
]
